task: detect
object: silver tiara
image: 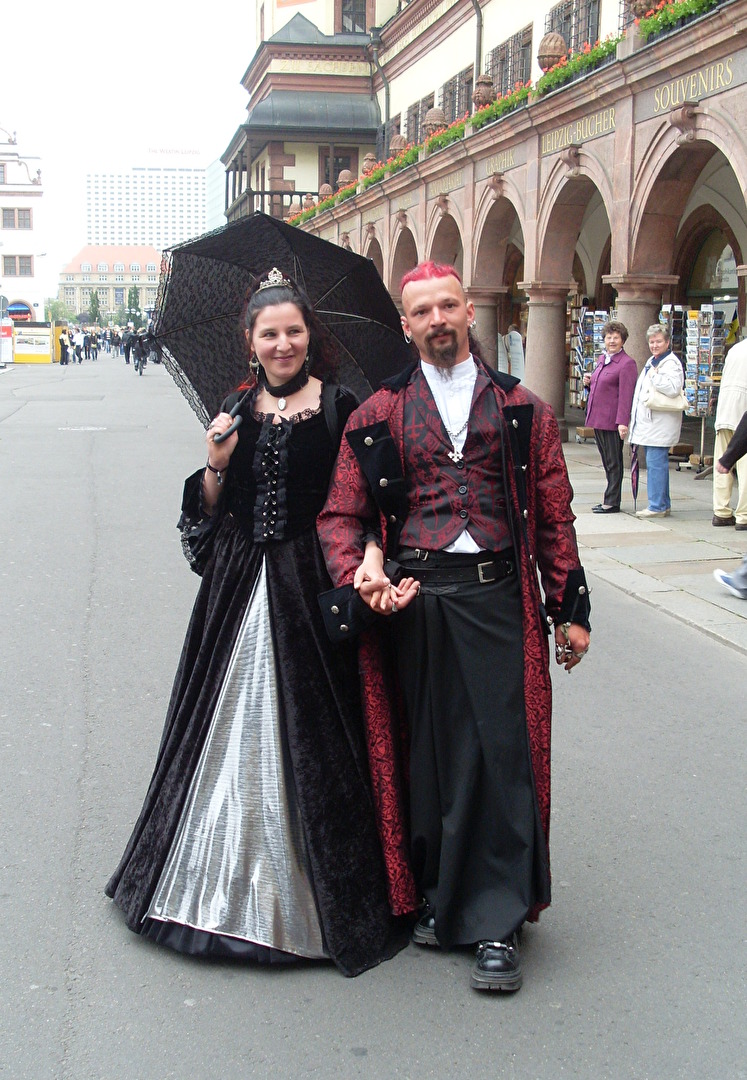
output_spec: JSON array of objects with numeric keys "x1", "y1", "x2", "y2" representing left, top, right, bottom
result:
[{"x1": 257, "y1": 267, "x2": 293, "y2": 291}]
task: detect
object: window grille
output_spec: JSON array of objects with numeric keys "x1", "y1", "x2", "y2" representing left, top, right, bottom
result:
[
  {"x1": 439, "y1": 67, "x2": 473, "y2": 124},
  {"x1": 485, "y1": 27, "x2": 532, "y2": 96},
  {"x1": 546, "y1": 0, "x2": 600, "y2": 53},
  {"x1": 406, "y1": 94, "x2": 435, "y2": 144}
]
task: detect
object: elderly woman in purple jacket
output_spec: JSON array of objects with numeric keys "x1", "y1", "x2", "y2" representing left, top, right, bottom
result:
[{"x1": 583, "y1": 321, "x2": 638, "y2": 514}]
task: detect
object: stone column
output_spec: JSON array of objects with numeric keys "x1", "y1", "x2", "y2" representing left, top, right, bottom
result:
[
  {"x1": 467, "y1": 286, "x2": 507, "y2": 368},
  {"x1": 519, "y1": 281, "x2": 571, "y2": 439},
  {"x1": 603, "y1": 274, "x2": 679, "y2": 371}
]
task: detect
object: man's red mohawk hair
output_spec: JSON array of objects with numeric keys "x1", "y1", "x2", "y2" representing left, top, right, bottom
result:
[{"x1": 400, "y1": 261, "x2": 462, "y2": 292}]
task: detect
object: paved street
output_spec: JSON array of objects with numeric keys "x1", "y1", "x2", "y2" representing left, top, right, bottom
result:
[{"x1": 1, "y1": 357, "x2": 745, "y2": 1080}]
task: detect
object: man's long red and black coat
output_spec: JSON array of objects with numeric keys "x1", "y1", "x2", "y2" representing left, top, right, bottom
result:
[{"x1": 317, "y1": 362, "x2": 591, "y2": 922}]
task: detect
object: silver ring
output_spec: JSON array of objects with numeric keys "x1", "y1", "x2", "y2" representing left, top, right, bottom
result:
[{"x1": 391, "y1": 601, "x2": 398, "y2": 614}]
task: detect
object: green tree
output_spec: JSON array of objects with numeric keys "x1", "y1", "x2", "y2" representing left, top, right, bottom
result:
[
  {"x1": 89, "y1": 290, "x2": 101, "y2": 325},
  {"x1": 45, "y1": 298, "x2": 74, "y2": 324},
  {"x1": 126, "y1": 286, "x2": 143, "y2": 329},
  {"x1": 115, "y1": 305, "x2": 126, "y2": 326}
]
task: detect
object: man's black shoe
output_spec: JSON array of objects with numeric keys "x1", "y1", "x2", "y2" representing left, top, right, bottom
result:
[
  {"x1": 412, "y1": 908, "x2": 438, "y2": 947},
  {"x1": 470, "y1": 935, "x2": 522, "y2": 991}
]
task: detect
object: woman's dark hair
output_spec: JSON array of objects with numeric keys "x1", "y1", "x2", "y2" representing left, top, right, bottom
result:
[
  {"x1": 239, "y1": 269, "x2": 336, "y2": 385},
  {"x1": 601, "y1": 320, "x2": 629, "y2": 343}
]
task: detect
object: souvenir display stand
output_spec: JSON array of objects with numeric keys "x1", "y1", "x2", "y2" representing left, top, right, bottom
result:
[
  {"x1": 570, "y1": 305, "x2": 612, "y2": 442},
  {"x1": 660, "y1": 305, "x2": 724, "y2": 472}
]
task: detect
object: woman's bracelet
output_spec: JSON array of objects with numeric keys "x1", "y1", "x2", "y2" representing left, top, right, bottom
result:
[{"x1": 205, "y1": 461, "x2": 225, "y2": 486}]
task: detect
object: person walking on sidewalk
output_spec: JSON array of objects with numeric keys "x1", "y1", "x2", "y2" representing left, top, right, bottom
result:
[
  {"x1": 583, "y1": 321, "x2": 638, "y2": 514},
  {"x1": 629, "y1": 324, "x2": 685, "y2": 519},
  {"x1": 712, "y1": 338, "x2": 747, "y2": 529},
  {"x1": 713, "y1": 410, "x2": 747, "y2": 597}
]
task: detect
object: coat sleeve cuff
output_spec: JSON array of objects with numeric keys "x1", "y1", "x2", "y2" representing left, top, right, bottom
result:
[
  {"x1": 554, "y1": 568, "x2": 592, "y2": 630},
  {"x1": 317, "y1": 584, "x2": 379, "y2": 642}
]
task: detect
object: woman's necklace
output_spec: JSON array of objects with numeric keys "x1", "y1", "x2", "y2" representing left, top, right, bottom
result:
[{"x1": 259, "y1": 365, "x2": 309, "y2": 411}]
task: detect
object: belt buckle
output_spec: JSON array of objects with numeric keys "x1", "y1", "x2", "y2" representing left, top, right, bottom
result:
[
  {"x1": 414, "y1": 548, "x2": 429, "y2": 561},
  {"x1": 477, "y1": 560, "x2": 496, "y2": 584}
]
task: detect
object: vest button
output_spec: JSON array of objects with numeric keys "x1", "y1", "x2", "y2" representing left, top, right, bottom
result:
[
  {"x1": 458, "y1": 484, "x2": 467, "y2": 494},
  {"x1": 331, "y1": 605, "x2": 340, "y2": 615},
  {"x1": 512, "y1": 418, "x2": 519, "y2": 428},
  {"x1": 339, "y1": 624, "x2": 349, "y2": 633},
  {"x1": 389, "y1": 515, "x2": 397, "y2": 523},
  {"x1": 379, "y1": 478, "x2": 388, "y2": 487},
  {"x1": 459, "y1": 510, "x2": 468, "y2": 519},
  {"x1": 456, "y1": 460, "x2": 465, "y2": 469},
  {"x1": 364, "y1": 436, "x2": 373, "y2": 446}
]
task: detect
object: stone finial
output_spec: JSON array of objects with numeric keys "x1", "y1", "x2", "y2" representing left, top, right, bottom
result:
[
  {"x1": 303, "y1": 193, "x2": 316, "y2": 210},
  {"x1": 389, "y1": 133, "x2": 407, "y2": 153},
  {"x1": 362, "y1": 152, "x2": 377, "y2": 174},
  {"x1": 336, "y1": 169, "x2": 355, "y2": 188},
  {"x1": 472, "y1": 73, "x2": 496, "y2": 109},
  {"x1": 287, "y1": 196, "x2": 302, "y2": 219},
  {"x1": 423, "y1": 106, "x2": 446, "y2": 138},
  {"x1": 318, "y1": 183, "x2": 334, "y2": 201},
  {"x1": 630, "y1": 0, "x2": 653, "y2": 15},
  {"x1": 537, "y1": 31, "x2": 567, "y2": 71}
]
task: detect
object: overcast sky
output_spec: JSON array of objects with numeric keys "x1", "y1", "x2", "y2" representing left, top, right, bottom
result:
[{"x1": 2, "y1": 0, "x2": 256, "y2": 295}]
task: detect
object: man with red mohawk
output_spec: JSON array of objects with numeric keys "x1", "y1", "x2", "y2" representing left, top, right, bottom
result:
[{"x1": 318, "y1": 262, "x2": 590, "y2": 992}]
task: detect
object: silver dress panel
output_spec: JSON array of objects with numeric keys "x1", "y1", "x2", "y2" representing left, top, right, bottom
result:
[{"x1": 147, "y1": 559, "x2": 327, "y2": 958}]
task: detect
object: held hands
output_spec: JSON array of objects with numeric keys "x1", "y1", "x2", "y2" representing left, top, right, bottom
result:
[
  {"x1": 206, "y1": 411, "x2": 239, "y2": 470},
  {"x1": 353, "y1": 545, "x2": 419, "y2": 616},
  {"x1": 618, "y1": 424, "x2": 629, "y2": 440},
  {"x1": 554, "y1": 622, "x2": 590, "y2": 673}
]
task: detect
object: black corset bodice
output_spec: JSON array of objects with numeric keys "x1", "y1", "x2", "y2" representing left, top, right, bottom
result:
[{"x1": 224, "y1": 403, "x2": 336, "y2": 543}]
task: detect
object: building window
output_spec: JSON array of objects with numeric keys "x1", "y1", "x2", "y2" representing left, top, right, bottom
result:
[
  {"x1": 146, "y1": 263, "x2": 157, "y2": 272},
  {"x1": 18, "y1": 256, "x2": 32, "y2": 276},
  {"x1": 3, "y1": 255, "x2": 17, "y2": 275},
  {"x1": 114, "y1": 263, "x2": 124, "y2": 271},
  {"x1": 319, "y1": 147, "x2": 359, "y2": 188},
  {"x1": 130, "y1": 263, "x2": 140, "y2": 271},
  {"x1": 2, "y1": 208, "x2": 32, "y2": 229},
  {"x1": 97, "y1": 262, "x2": 108, "y2": 271},
  {"x1": 0, "y1": 164, "x2": 5, "y2": 183},
  {"x1": 440, "y1": 66, "x2": 473, "y2": 125},
  {"x1": 82, "y1": 274, "x2": 91, "y2": 282},
  {"x1": 485, "y1": 26, "x2": 532, "y2": 96},
  {"x1": 546, "y1": 0, "x2": 599, "y2": 53},
  {"x1": 340, "y1": 0, "x2": 367, "y2": 32},
  {"x1": 406, "y1": 93, "x2": 434, "y2": 146},
  {"x1": 99, "y1": 275, "x2": 108, "y2": 282}
]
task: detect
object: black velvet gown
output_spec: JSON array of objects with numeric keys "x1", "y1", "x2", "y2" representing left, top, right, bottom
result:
[{"x1": 106, "y1": 388, "x2": 404, "y2": 977}]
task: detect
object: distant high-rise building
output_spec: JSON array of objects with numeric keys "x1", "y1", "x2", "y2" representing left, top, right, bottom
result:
[{"x1": 86, "y1": 165, "x2": 207, "y2": 249}]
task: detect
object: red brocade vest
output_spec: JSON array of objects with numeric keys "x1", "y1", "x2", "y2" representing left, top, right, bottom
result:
[{"x1": 398, "y1": 366, "x2": 512, "y2": 552}]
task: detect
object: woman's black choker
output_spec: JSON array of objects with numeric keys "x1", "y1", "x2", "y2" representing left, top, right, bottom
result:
[{"x1": 258, "y1": 364, "x2": 309, "y2": 411}]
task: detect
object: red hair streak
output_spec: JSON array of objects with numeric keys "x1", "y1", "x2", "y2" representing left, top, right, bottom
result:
[{"x1": 400, "y1": 261, "x2": 462, "y2": 292}]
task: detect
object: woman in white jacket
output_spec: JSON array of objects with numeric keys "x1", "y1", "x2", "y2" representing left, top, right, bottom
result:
[{"x1": 629, "y1": 324, "x2": 685, "y2": 518}]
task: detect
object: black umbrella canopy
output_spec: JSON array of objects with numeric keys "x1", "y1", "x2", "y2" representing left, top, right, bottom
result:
[{"x1": 153, "y1": 212, "x2": 413, "y2": 425}]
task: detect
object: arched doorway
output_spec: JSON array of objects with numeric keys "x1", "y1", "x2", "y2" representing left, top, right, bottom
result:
[
  {"x1": 390, "y1": 228, "x2": 419, "y2": 304},
  {"x1": 428, "y1": 214, "x2": 463, "y2": 278},
  {"x1": 365, "y1": 236, "x2": 384, "y2": 279}
]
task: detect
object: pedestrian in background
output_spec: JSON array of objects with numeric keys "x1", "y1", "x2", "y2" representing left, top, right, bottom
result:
[
  {"x1": 712, "y1": 337, "x2": 747, "y2": 529},
  {"x1": 583, "y1": 320, "x2": 638, "y2": 514},
  {"x1": 629, "y1": 324, "x2": 685, "y2": 519},
  {"x1": 713, "y1": 410, "x2": 747, "y2": 596}
]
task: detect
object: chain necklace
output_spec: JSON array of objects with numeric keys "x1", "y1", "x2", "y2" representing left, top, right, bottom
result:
[{"x1": 444, "y1": 416, "x2": 470, "y2": 464}]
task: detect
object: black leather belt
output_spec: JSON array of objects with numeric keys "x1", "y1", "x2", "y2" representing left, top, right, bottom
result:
[{"x1": 397, "y1": 549, "x2": 515, "y2": 585}]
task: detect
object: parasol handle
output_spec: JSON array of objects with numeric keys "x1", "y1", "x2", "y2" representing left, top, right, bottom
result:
[
  {"x1": 213, "y1": 415, "x2": 242, "y2": 444},
  {"x1": 212, "y1": 386, "x2": 251, "y2": 444}
]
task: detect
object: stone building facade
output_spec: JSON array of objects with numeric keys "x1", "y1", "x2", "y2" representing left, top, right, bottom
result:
[{"x1": 222, "y1": 0, "x2": 747, "y2": 433}]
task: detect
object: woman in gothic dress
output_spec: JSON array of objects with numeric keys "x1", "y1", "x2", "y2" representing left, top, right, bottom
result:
[{"x1": 105, "y1": 269, "x2": 414, "y2": 976}]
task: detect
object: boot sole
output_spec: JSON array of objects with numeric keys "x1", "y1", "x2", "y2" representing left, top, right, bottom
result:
[
  {"x1": 412, "y1": 925, "x2": 439, "y2": 947},
  {"x1": 470, "y1": 969, "x2": 523, "y2": 992}
]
